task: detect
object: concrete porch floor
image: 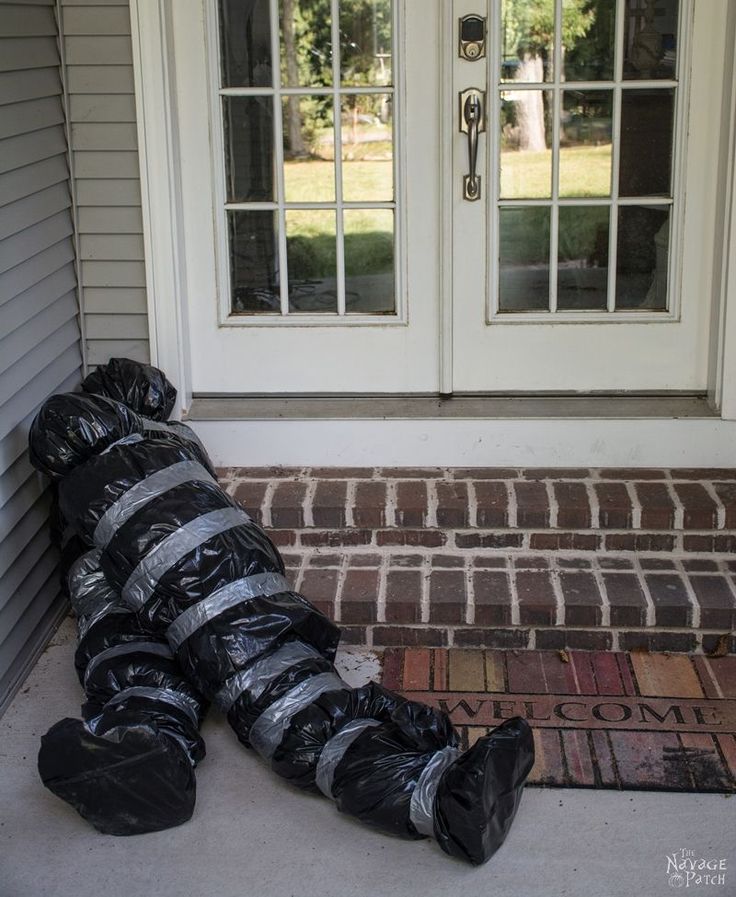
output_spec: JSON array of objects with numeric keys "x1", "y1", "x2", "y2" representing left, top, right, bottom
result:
[{"x1": 1, "y1": 621, "x2": 734, "y2": 897}]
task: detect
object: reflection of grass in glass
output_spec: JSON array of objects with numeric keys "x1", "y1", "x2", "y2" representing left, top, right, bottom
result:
[
  {"x1": 501, "y1": 144, "x2": 612, "y2": 198},
  {"x1": 288, "y1": 232, "x2": 393, "y2": 278},
  {"x1": 501, "y1": 205, "x2": 610, "y2": 265},
  {"x1": 284, "y1": 157, "x2": 392, "y2": 204}
]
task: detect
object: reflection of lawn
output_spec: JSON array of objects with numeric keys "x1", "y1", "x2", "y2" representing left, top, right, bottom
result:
[
  {"x1": 502, "y1": 144, "x2": 612, "y2": 198},
  {"x1": 284, "y1": 158, "x2": 393, "y2": 206},
  {"x1": 501, "y1": 205, "x2": 610, "y2": 264},
  {"x1": 288, "y1": 231, "x2": 393, "y2": 278}
]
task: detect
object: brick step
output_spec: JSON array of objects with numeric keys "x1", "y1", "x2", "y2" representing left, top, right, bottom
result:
[{"x1": 219, "y1": 466, "x2": 736, "y2": 537}]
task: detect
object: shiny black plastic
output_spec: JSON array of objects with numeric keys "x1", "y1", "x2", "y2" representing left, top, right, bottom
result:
[{"x1": 82, "y1": 356, "x2": 177, "y2": 421}]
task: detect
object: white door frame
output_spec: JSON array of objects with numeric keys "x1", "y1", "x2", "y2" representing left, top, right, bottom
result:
[{"x1": 128, "y1": 0, "x2": 736, "y2": 465}]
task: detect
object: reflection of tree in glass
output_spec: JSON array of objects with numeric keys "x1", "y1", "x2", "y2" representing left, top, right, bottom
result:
[{"x1": 501, "y1": 0, "x2": 596, "y2": 151}]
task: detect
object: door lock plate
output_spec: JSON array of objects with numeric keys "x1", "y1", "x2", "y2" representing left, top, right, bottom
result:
[{"x1": 459, "y1": 15, "x2": 486, "y2": 61}]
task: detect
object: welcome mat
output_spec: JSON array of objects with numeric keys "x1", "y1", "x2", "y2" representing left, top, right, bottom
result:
[{"x1": 381, "y1": 648, "x2": 736, "y2": 792}]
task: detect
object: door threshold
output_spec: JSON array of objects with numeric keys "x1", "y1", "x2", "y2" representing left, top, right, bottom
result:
[{"x1": 186, "y1": 394, "x2": 716, "y2": 421}]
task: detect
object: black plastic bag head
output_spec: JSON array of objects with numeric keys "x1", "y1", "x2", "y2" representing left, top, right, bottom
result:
[
  {"x1": 29, "y1": 393, "x2": 143, "y2": 479},
  {"x1": 82, "y1": 357, "x2": 177, "y2": 422}
]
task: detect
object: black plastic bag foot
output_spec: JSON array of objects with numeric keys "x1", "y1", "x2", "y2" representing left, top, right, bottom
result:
[{"x1": 433, "y1": 717, "x2": 535, "y2": 865}]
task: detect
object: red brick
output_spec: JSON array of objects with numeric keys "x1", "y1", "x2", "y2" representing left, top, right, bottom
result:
[
  {"x1": 381, "y1": 647, "x2": 404, "y2": 689},
  {"x1": 530, "y1": 532, "x2": 601, "y2": 551},
  {"x1": 569, "y1": 651, "x2": 597, "y2": 693},
  {"x1": 301, "y1": 530, "x2": 371, "y2": 547},
  {"x1": 270, "y1": 530, "x2": 296, "y2": 546},
  {"x1": 534, "y1": 629, "x2": 613, "y2": 651},
  {"x1": 561, "y1": 730, "x2": 596, "y2": 785},
  {"x1": 390, "y1": 554, "x2": 424, "y2": 567},
  {"x1": 474, "y1": 481, "x2": 509, "y2": 528},
  {"x1": 605, "y1": 533, "x2": 675, "y2": 552},
  {"x1": 372, "y1": 626, "x2": 447, "y2": 647},
  {"x1": 713, "y1": 481, "x2": 736, "y2": 527},
  {"x1": 352, "y1": 481, "x2": 387, "y2": 528},
  {"x1": 456, "y1": 532, "x2": 523, "y2": 549},
  {"x1": 635, "y1": 482, "x2": 675, "y2": 529},
  {"x1": 453, "y1": 628, "x2": 529, "y2": 649},
  {"x1": 673, "y1": 483, "x2": 718, "y2": 529},
  {"x1": 602, "y1": 572, "x2": 648, "y2": 627},
  {"x1": 454, "y1": 468, "x2": 518, "y2": 479},
  {"x1": 528, "y1": 730, "x2": 565, "y2": 785},
  {"x1": 299, "y1": 569, "x2": 339, "y2": 619},
  {"x1": 435, "y1": 481, "x2": 469, "y2": 528},
  {"x1": 473, "y1": 555, "x2": 508, "y2": 568},
  {"x1": 618, "y1": 631, "x2": 697, "y2": 653},
  {"x1": 557, "y1": 557, "x2": 592, "y2": 569},
  {"x1": 431, "y1": 554, "x2": 465, "y2": 568},
  {"x1": 640, "y1": 557, "x2": 676, "y2": 569},
  {"x1": 403, "y1": 648, "x2": 431, "y2": 689},
  {"x1": 308, "y1": 553, "x2": 342, "y2": 567},
  {"x1": 702, "y1": 633, "x2": 736, "y2": 655},
  {"x1": 697, "y1": 656, "x2": 736, "y2": 698},
  {"x1": 429, "y1": 570, "x2": 466, "y2": 624},
  {"x1": 340, "y1": 568, "x2": 379, "y2": 624},
  {"x1": 377, "y1": 529, "x2": 446, "y2": 547},
  {"x1": 339, "y1": 626, "x2": 367, "y2": 645},
  {"x1": 380, "y1": 467, "x2": 444, "y2": 478},
  {"x1": 309, "y1": 467, "x2": 374, "y2": 478},
  {"x1": 512, "y1": 556, "x2": 549, "y2": 569},
  {"x1": 234, "y1": 466, "x2": 303, "y2": 478},
  {"x1": 348, "y1": 553, "x2": 382, "y2": 567},
  {"x1": 232, "y1": 481, "x2": 268, "y2": 524},
  {"x1": 590, "y1": 731, "x2": 618, "y2": 785},
  {"x1": 715, "y1": 734, "x2": 736, "y2": 783},
  {"x1": 311, "y1": 480, "x2": 347, "y2": 528},
  {"x1": 591, "y1": 652, "x2": 635, "y2": 696},
  {"x1": 385, "y1": 569, "x2": 422, "y2": 624},
  {"x1": 432, "y1": 648, "x2": 448, "y2": 690},
  {"x1": 215, "y1": 466, "x2": 233, "y2": 479},
  {"x1": 600, "y1": 468, "x2": 665, "y2": 480},
  {"x1": 473, "y1": 571, "x2": 512, "y2": 626},
  {"x1": 506, "y1": 650, "x2": 544, "y2": 692},
  {"x1": 688, "y1": 576, "x2": 736, "y2": 629},
  {"x1": 539, "y1": 649, "x2": 580, "y2": 693},
  {"x1": 524, "y1": 468, "x2": 590, "y2": 479},
  {"x1": 514, "y1": 481, "x2": 550, "y2": 528},
  {"x1": 554, "y1": 482, "x2": 591, "y2": 529},
  {"x1": 608, "y1": 731, "x2": 691, "y2": 789},
  {"x1": 670, "y1": 468, "x2": 736, "y2": 479},
  {"x1": 684, "y1": 534, "x2": 736, "y2": 553},
  {"x1": 395, "y1": 481, "x2": 428, "y2": 526},
  {"x1": 270, "y1": 481, "x2": 307, "y2": 528},
  {"x1": 516, "y1": 571, "x2": 557, "y2": 625},
  {"x1": 598, "y1": 557, "x2": 634, "y2": 569},
  {"x1": 559, "y1": 571, "x2": 603, "y2": 626},
  {"x1": 645, "y1": 574, "x2": 692, "y2": 627},
  {"x1": 682, "y1": 558, "x2": 719, "y2": 571},
  {"x1": 594, "y1": 482, "x2": 633, "y2": 528}
]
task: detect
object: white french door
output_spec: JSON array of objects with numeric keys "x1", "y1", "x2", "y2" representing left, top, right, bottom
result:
[{"x1": 170, "y1": 0, "x2": 728, "y2": 396}]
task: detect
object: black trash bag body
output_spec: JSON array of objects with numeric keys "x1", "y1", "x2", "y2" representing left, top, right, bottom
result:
[
  {"x1": 38, "y1": 550, "x2": 208, "y2": 835},
  {"x1": 31, "y1": 389, "x2": 534, "y2": 864}
]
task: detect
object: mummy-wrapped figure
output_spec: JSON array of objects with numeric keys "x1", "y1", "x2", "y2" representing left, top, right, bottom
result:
[{"x1": 30, "y1": 359, "x2": 534, "y2": 865}]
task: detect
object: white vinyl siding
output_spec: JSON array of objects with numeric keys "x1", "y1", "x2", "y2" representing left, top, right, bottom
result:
[
  {"x1": 0, "y1": 0, "x2": 83, "y2": 713},
  {"x1": 61, "y1": 0, "x2": 150, "y2": 367}
]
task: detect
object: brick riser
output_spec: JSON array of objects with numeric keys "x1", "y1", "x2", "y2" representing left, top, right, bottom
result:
[{"x1": 217, "y1": 467, "x2": 736, "y2": 655}]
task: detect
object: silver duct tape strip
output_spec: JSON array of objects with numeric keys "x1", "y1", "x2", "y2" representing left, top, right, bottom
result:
[
  {"x1": 140, "y1": 418, "x2": 168, "y2": 432},
  {"x1": 315, "y1": 718, "x2": 382, "y2": 799},
  {"x1": 83, "y1": 641, "x2": 173, "y2": 687},
  {"x1": 249, "y1": 672, "x2": 347, "y2": 760},
  {"x1": 101, "y1": 433, "x2": 144, "y2": 455},
  {"x1": 215, "y1": 641, "x2": 323, "y2": 713},
  {"x1": 104, "y1": 686, "x2": 200, "y2": 727},
  {"x1": 94, "y1": 460, "x2": 216, "y2": 547},
  {"x1": 408, "y1": 745, "x2": 460, "y2": 837},
  {"x1": 121, "y1": 506, "x2": 250, "y2": 610},
  {"x1": 167, "y1": 572, "x2": 291, "y2": 651}
]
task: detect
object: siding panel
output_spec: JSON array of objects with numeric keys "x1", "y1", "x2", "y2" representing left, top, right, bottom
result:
[{"x1": 0, "y1": 0, "x2": 82, "y2": 713}]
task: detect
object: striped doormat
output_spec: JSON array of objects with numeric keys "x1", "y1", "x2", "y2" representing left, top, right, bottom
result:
[{"x1": 381, "y1": 648, "x2": 736, "y2": 792}]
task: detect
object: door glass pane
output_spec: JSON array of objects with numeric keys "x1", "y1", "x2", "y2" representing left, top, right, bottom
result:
[
  {"x1": 286, "y1": 210, "x2": 338, "y2": 312},
  {"x1": 340, "y1": 0, "x2": 393, "y2": 87},
  {"x1": 623, "y1": 0, "x2": 679, "y2": 81},
  {"x1": 344, "y1": 209, "x2": 395, "y2": 314},
  {"x1": 283, "y1": 96, "x2": 335, "y2": 202},
  {"x1": 229, "y1": 211, "x2": 281, "y2": 314},
  {"x1": 499, "y1": 206, "x2": 551, "y2": 312},
  {"x1": 500, "y1": 90, "x2": 553, "y2": 199},
  {"x1": 563, "y1": 0, "x2": 616, "y2": 82},
  {"x1": 619, "y1": 89, "x2": 674, "y2": 197},
  {"x1": 615, "y1": 206, "x2": 670, "y2": 310},
  {"x1": 223, "y1": 97, "x2": 274, "y2": 203},
  {"x1": 500, "y1": 0, "x2": 553, "y2": 83},
  {"x1": 560, "y1": 90, "x2": 613, "y2": 198},
  {"x1": 558, "y1": 206, "x2": 610, "y2": 310},
  {"x1": 279, "y1": 0, "x2": 333, "y2": 87},
  {"x1": 220, "y1": 0, "x2": 272, "y2": 87},
  {"x1": 341, "y1": 94, "x2": 393, "y2": 202}
]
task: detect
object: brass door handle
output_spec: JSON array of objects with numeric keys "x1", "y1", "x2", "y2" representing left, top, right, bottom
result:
[{"x1": 459, "y1": 88, "x2": 485, "y2": 201}]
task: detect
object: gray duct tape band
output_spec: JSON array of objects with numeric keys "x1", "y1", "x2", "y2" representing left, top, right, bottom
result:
[
  {"x1": 215, "y1": 641, "x2": 323, "y2": 713},
  {"x1": 315, "y1": 718, "x2": 382, "y2": 799},
  {"x1": 140, "y1": 418, "x2": 168, "y2": 432},
  {"x1": 121, "y1": 506, "x2": 250, "y2": 610},
  {"x1": 167, "y1": 571, "x2": 291, "y2": 651},
  {"x1": 249, "y1": 672, "x2": 347, "y2": 760},
  {"x1": 94, "y1": 460, "x2": 216, "y2": 548},
  {"x1": 101, "y1": 433, "x2": 144, "y2": 455},
  {"x1": 104, "y1": 686, "x2": 200, "y2": 727},
  {"x1": 84, "y1": 640, "x2": 173, "y2": 687},
  {"x1": 408, "y1": 745, "x2": 460, "y2": 837}
]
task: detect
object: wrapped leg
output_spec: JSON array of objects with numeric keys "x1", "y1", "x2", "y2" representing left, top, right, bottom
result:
[{"x1": 38, "y1": 550, "x2": 207, "y2": 835}]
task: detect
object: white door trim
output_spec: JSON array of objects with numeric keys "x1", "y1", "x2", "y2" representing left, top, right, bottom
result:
[{"x1": 129, "y1": 1, "x2": 736, "y2": 426}]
